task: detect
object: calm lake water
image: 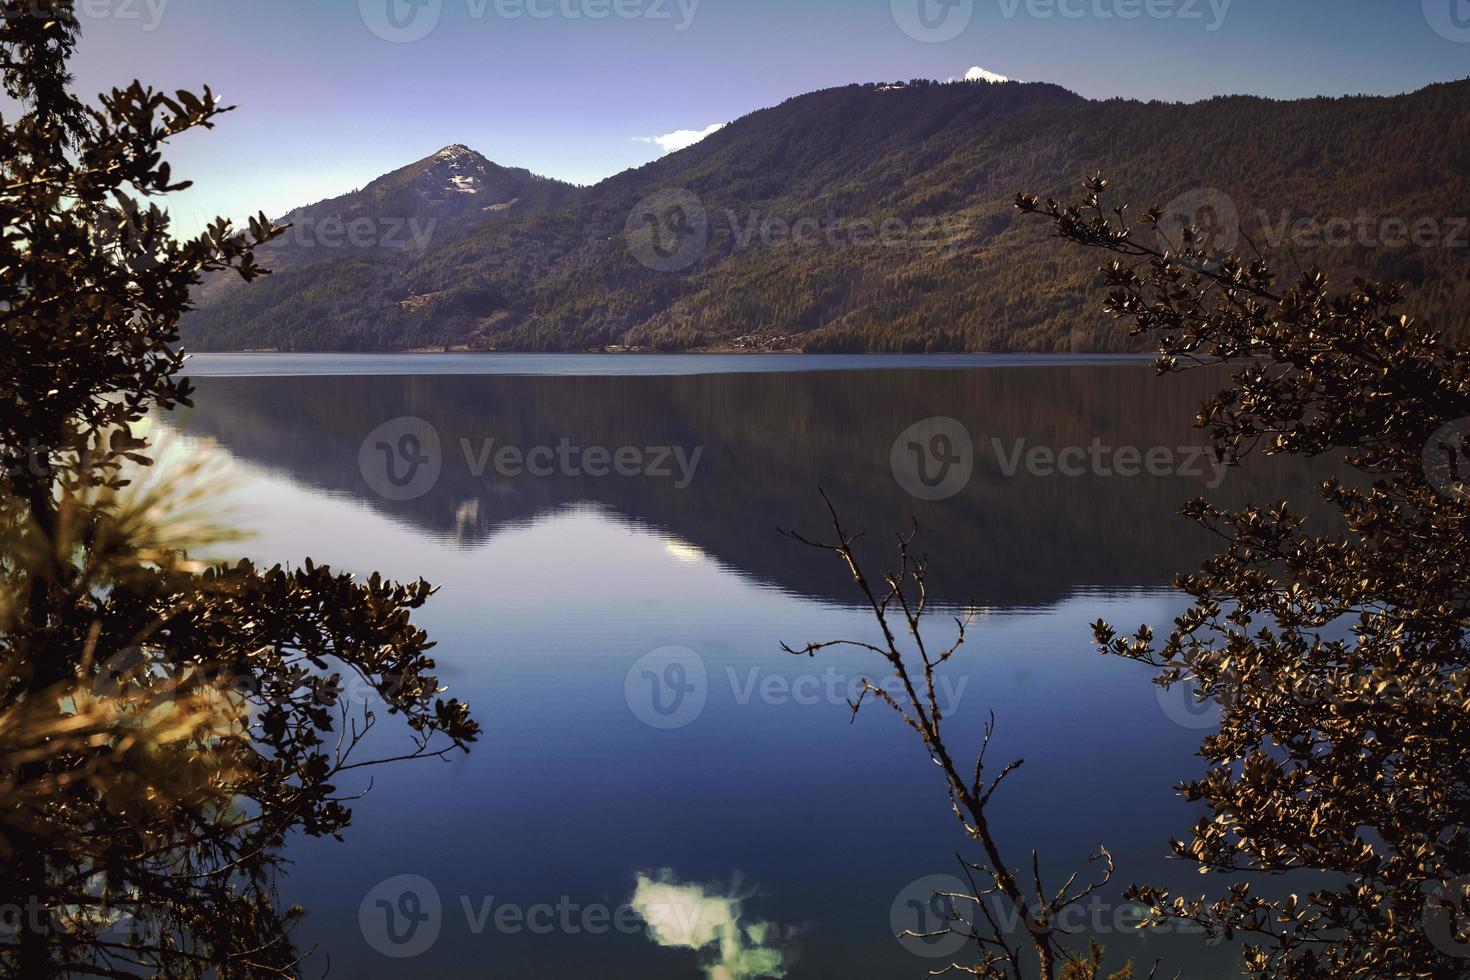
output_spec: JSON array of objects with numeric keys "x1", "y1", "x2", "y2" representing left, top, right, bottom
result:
[{"x1": 160, "y1": 354, "x2": 1330, "y2": 979}]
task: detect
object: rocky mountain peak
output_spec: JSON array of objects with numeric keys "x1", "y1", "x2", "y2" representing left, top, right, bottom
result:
[{"x1": 432, "y1": 143, "x2": 480, "y2": 161}]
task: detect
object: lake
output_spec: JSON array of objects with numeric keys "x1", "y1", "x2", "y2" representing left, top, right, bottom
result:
[{"x1": 160, "y1": 354, "x2": 1329, "y2": 979}]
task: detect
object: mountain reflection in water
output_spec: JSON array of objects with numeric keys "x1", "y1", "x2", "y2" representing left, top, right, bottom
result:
[{"x1": 157, "y1": 359, "x2": 1335, "y2": 979}]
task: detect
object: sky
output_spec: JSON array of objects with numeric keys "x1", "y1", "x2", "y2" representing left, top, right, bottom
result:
[{"x1": 63, "y1": 0, "x2": 1470, "y2": 234}]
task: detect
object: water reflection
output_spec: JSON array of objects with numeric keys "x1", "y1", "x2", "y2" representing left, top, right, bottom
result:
[
  {"x1": 631, "y1": 872, "x2": 793, "y2": 980},
  {"x1": 170, "y1": 363, "x2": 1329, "y2": 609},
  {"x1": 156, "y1": 360, "x2": 1336, "y2": 979}
]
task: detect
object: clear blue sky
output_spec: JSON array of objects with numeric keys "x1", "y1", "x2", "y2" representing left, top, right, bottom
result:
[{"x1": 67, "y1": 0, "x2": 1470, "y2": 233}]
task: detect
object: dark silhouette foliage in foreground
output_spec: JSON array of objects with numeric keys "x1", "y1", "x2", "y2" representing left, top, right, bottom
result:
[
  {"x1": 787, "y1": 177, "x2": 1470, "y2": 979},
  {"x1": 0, "y1": 4, "x2": 478, "y2": 976},
  {"x1": 1021, "y1": 177, "x2": 1470, "y2": 978}
]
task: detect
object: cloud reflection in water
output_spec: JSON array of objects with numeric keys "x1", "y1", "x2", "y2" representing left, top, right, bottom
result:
[{"x1": 631, "y1": 871, "x2": 791, "y2": 980}]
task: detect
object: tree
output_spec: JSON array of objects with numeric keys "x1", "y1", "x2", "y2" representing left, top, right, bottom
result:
[
  {"x1": 781, "y1": 496, "x2": 1126, "y2": 980},
  {"x1": 788, "y1": 174, "x2": 1470, "y2": 979},
  {"x1": 0, "y1": 3, "x2": 478, "y2": 976},
  {"x1": 1015, "y1": 177, "x2": 1470, "y2": 978}
]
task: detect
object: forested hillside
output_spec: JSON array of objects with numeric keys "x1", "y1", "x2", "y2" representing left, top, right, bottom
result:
[{"x1": 184, "y1": 77, "x2": 1470, "y2": 352}]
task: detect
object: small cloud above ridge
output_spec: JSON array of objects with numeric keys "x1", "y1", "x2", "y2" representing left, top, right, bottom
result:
[
  {"x1": 636, "y1": 122, "x2": 727, "y2": 155},
  {"x1": 949, "y1": 65, "x2": 1017, "y2": 83}
]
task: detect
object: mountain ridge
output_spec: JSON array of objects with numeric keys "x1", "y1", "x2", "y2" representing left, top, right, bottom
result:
[{"x1": 184, "y1": 77, "x2": 1470, "y2": 353}]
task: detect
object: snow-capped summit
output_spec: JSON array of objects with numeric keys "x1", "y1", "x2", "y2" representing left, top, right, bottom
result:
[
  {"x1": 433, "y1": 143, "x2": 477, "y2": 160},
  {"x1": 427, "y1": 145, "x2": 485, "y2": 193},
  {"x1": 413, "y1": 145, "x2": 515, "y2": 199},
  {"x1": 207, "y1": 143, "x2": 574, "y2": 285}
]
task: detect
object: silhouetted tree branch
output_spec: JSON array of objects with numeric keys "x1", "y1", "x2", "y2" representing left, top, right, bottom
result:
[
  {"x1": 0, "y1": 4, "x2": 479, "y2": 976},
  {"x1": 783, "y1": 491, "x2": 1121, "y2": 980},
  {"x1": 1018, "y1": 176, "x2": 1470, "y2": 978}
]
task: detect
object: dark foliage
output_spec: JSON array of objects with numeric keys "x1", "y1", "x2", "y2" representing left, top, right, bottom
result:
[
  {"x1": 0, "y1": 4, "x2": 478, "y2": 975},
  {"x1": 1020, "y1": 177, "x2": 1470, "y2": 977}
]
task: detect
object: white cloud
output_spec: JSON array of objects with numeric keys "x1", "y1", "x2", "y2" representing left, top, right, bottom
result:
[
  {"x1": 951, "y1": 65, "x2": 1015, "y2": 84},
  {"x1": 631, "y1": 871, "x2": 789, "y2": 980},
  {"x1": 637, "y1": 122, "x2": 727, "y2": 155}
]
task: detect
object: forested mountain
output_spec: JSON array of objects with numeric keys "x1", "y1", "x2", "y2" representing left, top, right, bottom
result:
[
  {"x1": 193, "y1": 144, "x2": 574, "y2": 310},
  {"x1": 183, "y1": 77, "x2": 1470, "y2": 353}
]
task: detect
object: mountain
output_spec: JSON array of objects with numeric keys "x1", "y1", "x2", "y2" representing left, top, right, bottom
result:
[
  {"x1": 183, "y1": 78, "x2": 1470, "y2": 353},
  {"x1": 192, "y1": 144, "x2": 574, "y2": 307}
]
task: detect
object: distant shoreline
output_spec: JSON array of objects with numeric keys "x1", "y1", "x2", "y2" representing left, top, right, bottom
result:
[
  {"x1": 227, "y1": 347, "x2": 812, "y2": 355},
  {"x1": 217, "y1": 348, "x2": 1148, "y2": 357},
  {"x1": 183, "y1": 350, "x2": 1158, "y2": 379}
]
